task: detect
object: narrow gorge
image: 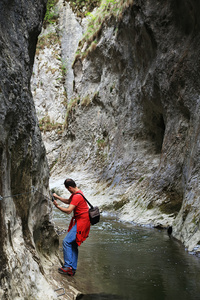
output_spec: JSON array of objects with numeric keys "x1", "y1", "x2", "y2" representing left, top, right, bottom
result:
[
  {"x1": 33, "y1": 0, "x2": 200, "y2": 252},
  {"x1": 0, "y1": 0, "x2": 200, "y2": 299}
]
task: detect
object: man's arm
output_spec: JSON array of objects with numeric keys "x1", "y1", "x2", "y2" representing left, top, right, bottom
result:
[
  {"x1": 53, "y1": 193, "x2": 71, "y2": 204},
  {"x1": 53, "y1": 200, "x2": 75, "y2": 214}
]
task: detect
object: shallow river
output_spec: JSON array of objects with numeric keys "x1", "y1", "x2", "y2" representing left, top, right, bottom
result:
[{"x1": 54, "y1": 211, "x2": 200, "y2": 300}]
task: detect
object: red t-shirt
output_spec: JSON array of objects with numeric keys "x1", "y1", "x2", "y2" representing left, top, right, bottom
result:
[
  {"x1": 68, "y1": 190, "x2": 90, "y2": 246},
  {"x1": 70, "y1": 190, "x2": 89, "y2": 217}
]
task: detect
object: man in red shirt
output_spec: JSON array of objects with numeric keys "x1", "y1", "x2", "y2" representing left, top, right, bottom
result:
[{"x1": 53, "y1": 178, "x2": 90, "y2": 276}]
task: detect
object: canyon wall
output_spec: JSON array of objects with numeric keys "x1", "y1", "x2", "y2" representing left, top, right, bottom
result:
[
  {"x1": 0, "y1": 1, "x2": 61, "y2": 298},
  {"x1": 34, "y1": 0, "x2": 200, "y2": 254},
  {"x1": 71, "y1": 0, "x2": 200, "y2": 252}
]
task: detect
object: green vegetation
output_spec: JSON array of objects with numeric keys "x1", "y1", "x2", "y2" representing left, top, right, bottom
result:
[
  {"x1": 101, "y1": 203, "x2": 115, "y2": 211},
  {"x1": 36, "y1": 31, "x2": 60, "y2": 55},
  {"x1": 61, "y1": 59, "x2": 67, "y2": 77},
  {"x1": 65, "y1": 0, "x2": 101, "y2": 18},
  {"x1": 138, "y1": 177, "x2": 145, "y2": 183},
  {"x1": 39, "y1": 115, "x2": 63, "y2": 134},
  {"x1": 95, "y1": 137, "x2": 109, "y2": 164},
  {"x1": 44, "y1": 0, "x2": 59, "y2": 25},
  {"x1": 61, "y1": 93, "x2": 68, "y2": 107},
  {"x1": 147, "y1": 201, "x2": 154, "y2": 210},
  {"x1": 64, "y1": 97, "x2": 80, "y2": 128},
  {"x1": 64, "y1": 91, "x2": 100, "y2": 127},
  {"x1": 50, "y1": 159, "x2": 58, "y2": 170},
  {"x1": 101, "y1": 197, "x2": 129, "y2": 211},
  {"x1": 74, "y1": 0, "x2": 135, "y2": 62},
  {"x1": 81, "y1": 95, "x2": 91, "y2": 106},
  {"x1": 97, "y1": 138, "x2": 106, "y2": 149},
  {"x1": 159, "y1": 194, "x2": 183, "y2": 216},
  {"x1": 113, "y1": 198, "x2": 129, "y2": 210}
]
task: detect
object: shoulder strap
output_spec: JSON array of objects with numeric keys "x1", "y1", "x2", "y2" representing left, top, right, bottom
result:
[{"x1": 75, "y1": 192, "x2": 94, "y2": 209}]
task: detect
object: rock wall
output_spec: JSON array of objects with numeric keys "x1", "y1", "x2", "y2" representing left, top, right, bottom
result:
[
  {"x1": 32, "y1": 0, "x2": 200, "y2": 254},
  {"x1": 72, "y1": 1, "x2": 200, "y2": 250},
  {"x1": 49, "y1": 0, "x2": 200, "y2": 253},
  {"x1": 0, "y1": 1, "x2": 60, "y2": 298},
  {"x1": 31, "y1": 1, "x2": 84, "y2": 168}
]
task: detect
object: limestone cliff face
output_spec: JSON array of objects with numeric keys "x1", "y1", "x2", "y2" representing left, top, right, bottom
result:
[
  {"x1": 31, "y1": 1, "x2": 84, "y2": 168},
  {"x1": 32, "y1": 0, "x2": 200, "y2": 254},
  {"x1": 0, "y1": 1, "x2": 59, "y2": 299},
  {"x1": 48, "y1": 0, "x2": 200, "y2": 253}
]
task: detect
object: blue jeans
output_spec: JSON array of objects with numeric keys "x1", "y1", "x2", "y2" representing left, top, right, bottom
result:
[{"x1": 63, "y1": 223, "x2": 78, "y2": 270}]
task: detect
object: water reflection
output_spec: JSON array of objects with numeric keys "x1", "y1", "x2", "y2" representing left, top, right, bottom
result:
[{"x1": 56, "y1": 215, "x2": 200, "y2": 300}]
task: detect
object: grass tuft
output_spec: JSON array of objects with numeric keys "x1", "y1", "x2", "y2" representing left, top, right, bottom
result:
[{"x1": 74, "y1": 0, "x2": 135, "y2": 62}]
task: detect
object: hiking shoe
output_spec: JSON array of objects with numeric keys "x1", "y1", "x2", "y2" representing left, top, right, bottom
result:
[{"x1": 58, "y1": 266, "x2": 76, "y2": 276}]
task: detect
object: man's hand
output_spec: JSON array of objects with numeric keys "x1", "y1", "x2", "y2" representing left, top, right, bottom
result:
[
  {"x1": 53, "y1": 200, "x2": 58, "y2": 207},
  {"x1": 52, "y1": 193, "x2": 70, "y2": 204},
  {"x1": 53, "y1": 193, "x2": 58, "y2": 199}
]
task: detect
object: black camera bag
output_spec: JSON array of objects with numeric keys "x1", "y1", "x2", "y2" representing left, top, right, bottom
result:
[{"x1": 76, "y1": 193, "x2": 100, "y2": 225}]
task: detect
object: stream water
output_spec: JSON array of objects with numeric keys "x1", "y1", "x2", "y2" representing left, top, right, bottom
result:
[{"x1": 53, "y1": 211, "x2": 200, "y2": 300}]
